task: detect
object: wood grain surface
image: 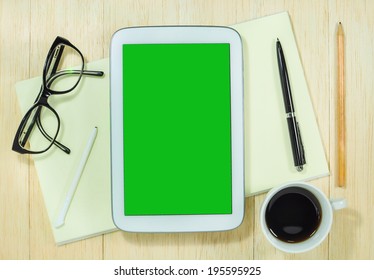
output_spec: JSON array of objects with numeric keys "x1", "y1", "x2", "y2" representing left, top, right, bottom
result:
[{"x1": 1, "y1": 0, "x2": 373, "y2": 260}]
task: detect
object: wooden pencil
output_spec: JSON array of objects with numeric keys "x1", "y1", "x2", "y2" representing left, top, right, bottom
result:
[{"x1": 337, "y1": 22, "x2": 346, "y2": 187}]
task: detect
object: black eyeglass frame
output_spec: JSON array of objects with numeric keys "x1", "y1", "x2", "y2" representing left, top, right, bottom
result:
[{"x1": 12, "y1": 36, "x2": 104, "y2": 155}]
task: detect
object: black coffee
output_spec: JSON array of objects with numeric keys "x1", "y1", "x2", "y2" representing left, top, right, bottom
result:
[{"x1": 265, "y1": 187, "x2": 322, "y2": 243}]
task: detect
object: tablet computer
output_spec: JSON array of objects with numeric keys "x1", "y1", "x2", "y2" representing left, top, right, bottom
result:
[{"x1": 110, "y1": 26, "x2": 244, "y2": 232}]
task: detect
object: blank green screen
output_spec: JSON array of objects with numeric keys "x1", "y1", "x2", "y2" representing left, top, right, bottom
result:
[{"x1": 123, "y1": 43, "x2": 232, "y2": 215}]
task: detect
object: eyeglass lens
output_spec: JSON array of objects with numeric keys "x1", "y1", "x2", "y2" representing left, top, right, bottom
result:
[
  {"x1": 45, "y1": 43, "x2": 84, "y2": 92},
  {"x1": 18, "y1": 105, "x2": 59, "y2": 153}
]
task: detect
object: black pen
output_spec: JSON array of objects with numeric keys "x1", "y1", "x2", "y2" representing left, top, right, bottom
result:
[{"x1": 276, "y1": 38, "x2": 306, "y2": 172}]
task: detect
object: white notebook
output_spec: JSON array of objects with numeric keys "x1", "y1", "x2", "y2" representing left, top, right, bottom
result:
[
  {"x1": 231, "y1": 12, "x2": 329, "y2": 196},
  {"x1": 15, "y1": 59, "x2": 117, "y2": 245}
]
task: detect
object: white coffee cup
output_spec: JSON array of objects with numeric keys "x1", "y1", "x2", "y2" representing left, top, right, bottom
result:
[{"x1": 260, "y1": 181, "x2": 347, "y2": 253}]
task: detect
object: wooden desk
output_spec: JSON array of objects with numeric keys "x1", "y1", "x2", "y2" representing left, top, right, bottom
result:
[{"x1": 1, "y1": 0, "x2": 373, "y2": 260}]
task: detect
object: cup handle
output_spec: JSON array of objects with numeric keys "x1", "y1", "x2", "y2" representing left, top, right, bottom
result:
[{"x1": 330, "y1": 198, "x2": 347, "y2": 210}]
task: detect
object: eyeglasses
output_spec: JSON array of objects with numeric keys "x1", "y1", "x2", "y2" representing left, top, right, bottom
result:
[{"x1": 12, "y1": 36, "x2": 104, "y2": 155}]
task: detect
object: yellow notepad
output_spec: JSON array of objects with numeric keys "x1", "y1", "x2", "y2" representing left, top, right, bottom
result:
[
  {"x1": 231, "y1": 12, "x2": 329, "y2": 195},
  {"x1": 15, "y1": 59, "x2": 116, "y2": 245}
]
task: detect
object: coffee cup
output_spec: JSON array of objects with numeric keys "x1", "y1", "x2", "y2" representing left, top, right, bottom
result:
[{"x1": 260, "y1": 181, "x2": 347, "y2": 253}]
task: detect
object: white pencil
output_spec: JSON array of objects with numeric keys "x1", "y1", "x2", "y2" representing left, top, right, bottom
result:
[{"x1": 54, "y1": 127, "x2": 98, "y2": 228}]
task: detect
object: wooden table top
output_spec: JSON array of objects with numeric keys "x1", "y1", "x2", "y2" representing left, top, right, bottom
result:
[{"x1": 1, "y1": 0, "x2": 373, "y2": 259}]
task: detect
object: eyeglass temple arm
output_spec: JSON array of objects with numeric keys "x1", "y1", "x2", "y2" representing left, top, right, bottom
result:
[
  {"x1": 35, "y1": 113, "x2": 71, "y2": 154},
  {"x1": 47, "y1": 43, "x2": 103, "y2": 82},
  {"x1": 46, "y1": 69, "x2": 104, "y2": 88},
  {"x1": 31, "y1": 68, "x2": 103, "y2": 104}
]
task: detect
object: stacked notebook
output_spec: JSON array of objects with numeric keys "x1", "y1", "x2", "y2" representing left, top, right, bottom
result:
[{"x1": 15, "y1": 12, "x2": 329, "y2": 244}]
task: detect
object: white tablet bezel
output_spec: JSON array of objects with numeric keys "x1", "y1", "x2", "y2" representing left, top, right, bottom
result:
[{"x1": 110, "y1": 26, "x2": 244, "y2": 232}]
